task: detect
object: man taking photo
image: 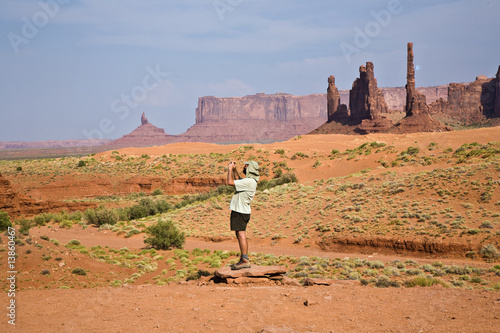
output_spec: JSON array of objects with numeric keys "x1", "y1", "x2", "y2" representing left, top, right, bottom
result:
[{"x1": 226, "y1": 160, "x2": 259, "y2": 270}]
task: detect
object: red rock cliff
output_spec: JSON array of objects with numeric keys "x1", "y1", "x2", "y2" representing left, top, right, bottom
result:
[
  {"x1": 195, "y1": 93, "x2": 326, "y2": 123},
  {"x1": 429, "y1": 72, "x2": 499, "y2": 124},
  {"x1": 185, "y1": 93, "x2": 327, "y2": 142}
]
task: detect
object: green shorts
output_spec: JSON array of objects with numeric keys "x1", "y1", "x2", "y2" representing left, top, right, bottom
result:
[{"x1": 230, "y1": 211, "x2": 251, "y2": 231}]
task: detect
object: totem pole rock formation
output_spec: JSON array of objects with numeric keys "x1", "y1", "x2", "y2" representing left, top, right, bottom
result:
[
  {"x1": 404, "y1": 43, "x2": 429, "y2": 116},
  {"x1": 349, "y1": 62, "x2": 389, "y2": 123},
  {"x1": 327, "y1": 75, "x2": 348, "y2": 122},
  {"x1": 392, "y1": 43, "x2": 451, "y2": 133},
  {"x1": 348, "y1": 62, "x2": 394, "y2": 133}
]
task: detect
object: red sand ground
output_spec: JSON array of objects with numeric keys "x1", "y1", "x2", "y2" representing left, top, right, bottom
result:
[
  {"x1": 0, "y1": 224, "x2": 497, "y2": 333},
  {"x1": 2, "y1": 128, "x2": 500, "y2": 332}
]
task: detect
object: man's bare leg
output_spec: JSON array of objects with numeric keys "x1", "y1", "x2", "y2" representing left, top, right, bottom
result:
[
  {"x1": 232, "y1": 230, "x2": 250, "y2": 269},
  {"x1": 235, "y1": 230, "x2": 248, "y2": 257}
]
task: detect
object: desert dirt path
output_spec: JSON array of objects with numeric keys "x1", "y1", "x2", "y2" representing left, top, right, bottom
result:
[{"x1": 30, "y1": 225, "x2": 492, "y2": 269}]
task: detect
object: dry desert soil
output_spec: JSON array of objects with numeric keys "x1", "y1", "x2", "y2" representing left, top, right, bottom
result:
[{"x1": 1, "y1": 128, "x2": 500, "y2": 332}]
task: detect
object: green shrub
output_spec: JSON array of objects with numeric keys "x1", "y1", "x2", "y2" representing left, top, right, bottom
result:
[
  {"x1": 274, "y1": 149, "x2": 285, "y2": 156},
  {"x1": 16, "y1": 166, "x2": 22, "y2": 171},
  {"x1": 0, "y1": 211, "x2": 12, "y2": 231},
  {"x1": 67, "y1": 239, "x2": 81, "y2": 246},
  {"x1": 84, "y1": 208, "x2": 118, "y2": 226},
  {"x1": 374, "y1": 275, "x2": 400, "y2": 288},
  {"x1": 155, "y1": 200, "x2": 172, "y2": 213},
  {"x1": 69, "y1": 211, "x2": 83, "y2": 221},
  {"x1": 312, "y1": 160, "x2": 322, "y2": 168},
  {"x1": 257, "y1": 173, "x2": 297, "y2": 191},
  {"x1": 77, "y1": 160, "x2": 86, "y2": 168},
  {"x1": 405, "y1": 276, "x2": 448, "y2": 288},
  {"x1": 144, "y1": 219, "x2": 185, "y2": 250},
  {"x1": 59, "y1": 220, "x2": 73, "y2": 229},
  {"x1": 33, "y1": 212, "x2": 53, "y2": 226},
  {"x1": 18, "y1": 218, "x2": 32, "y2": 235},
  {"x1": 127, "y1": 205, "x2": 149, "y2": 220},
  {"x1": 126, "y1": 228, "x2": 141, "y2": 238},
  {"x1": 139, "y1": 198, "x2": 158, "y2": 216},
  {"x1": 71, "y1": 267, "x2": 87, "y2": 276},
  {"x1": 291, "y1": 152, "x2": 309, "y2": 160},
  {"x1": 152, "y1": 189, "x2": 163, "y2": 196},
  {"x1": 368, "y1": 261, "x2": 385, "y2": 269},
  {"x1": 401, "y1": 146, "x2": 420, "y2": 156},
  {"x1": 480, "y1": 244, "x2": 500, "y2": 261}
]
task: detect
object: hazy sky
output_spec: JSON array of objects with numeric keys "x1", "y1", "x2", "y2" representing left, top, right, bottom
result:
[{"x1": 1, "y1": 0, "x2": 498, "y2": 141}]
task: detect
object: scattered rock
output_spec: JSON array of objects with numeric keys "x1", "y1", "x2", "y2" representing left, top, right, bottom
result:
[
  {"x1": 303, "y1": 278, "x2": 335, "y2": 286},
  {"x1": 214, "y1": 265, "x2": 287, "y2": 284},
  {"x1": 229, "y1": 277, "x2": 269, "y2": 284},
  {"x1": 303, "y1": 299, "x2": 316, "y2": 306},
  {"x1": 282, "y1": 276, "x2": 302, "y2": 287},
  {"x1": 215, "y1": 265, "x2": 287, "y2": 279}
]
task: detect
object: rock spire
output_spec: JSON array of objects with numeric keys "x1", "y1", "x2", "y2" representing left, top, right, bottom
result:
[
  {"x1": 141, "y1": 112, "x2": 149, "y2": 125},
  {"x1": 327, "y1": 75, "x2": 348, "y2": 122},
  {"x1": 405, "y1": 43, "x2": 429, "y2": 116},
  {"x1": 393, "y1": 43, "x2": 451, "y2": 133},
  {"x1": 349, "y1": 62, "x2": 389, "y2": 124}
]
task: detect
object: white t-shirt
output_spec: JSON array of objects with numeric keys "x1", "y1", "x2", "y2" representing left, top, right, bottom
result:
[{"x1": 229, "y1": 178, "x2": 257, "y2": 214}]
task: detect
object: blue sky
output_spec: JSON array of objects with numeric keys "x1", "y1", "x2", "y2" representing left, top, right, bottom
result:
[{"x1": 0, "y1": 0, "x2": 498, "y2": 141}]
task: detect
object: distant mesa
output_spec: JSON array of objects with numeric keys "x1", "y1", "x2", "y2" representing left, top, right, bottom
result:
[{"x1": 185, "y1": 93, "x2": 326, "y2": 143}]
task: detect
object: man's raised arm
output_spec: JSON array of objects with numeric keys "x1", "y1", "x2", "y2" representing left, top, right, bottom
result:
[{"x1": 227, "y1": 162, "x2": 236, "y2": 186}]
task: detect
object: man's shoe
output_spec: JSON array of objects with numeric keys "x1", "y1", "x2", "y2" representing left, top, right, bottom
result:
[{"x1": 231, "y1": 259, "x2": 251, "y2": 270}]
